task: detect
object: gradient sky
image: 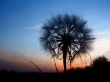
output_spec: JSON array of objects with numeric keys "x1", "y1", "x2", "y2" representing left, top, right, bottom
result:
[{"x1": 0, "y1": 0, "x2": 110, "y2": 72}]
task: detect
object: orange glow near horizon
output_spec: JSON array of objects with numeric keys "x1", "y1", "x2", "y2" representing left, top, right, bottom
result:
[
  {"x1": 0, "y1": 48, "x2": 109, "y2": 72},
  {"x1": 53, "y1": 56, "x2": 90, "y2": 72}
]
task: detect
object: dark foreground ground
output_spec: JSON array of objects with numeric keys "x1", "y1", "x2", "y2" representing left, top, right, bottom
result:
[
  {"x1": 0, "y1": 56, "x2": 110, "y2": 82},
  {"x1": 0, "y1": 66, "x2": 110, "y2": 82}
]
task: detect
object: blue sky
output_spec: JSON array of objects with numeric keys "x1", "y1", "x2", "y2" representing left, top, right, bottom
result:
[{"x1": 0, "y1": 0, "x2": 110, "y2": 71}]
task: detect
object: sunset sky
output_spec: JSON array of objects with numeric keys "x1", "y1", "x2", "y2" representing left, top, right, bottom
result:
[{"x1": 0, "y1": 0, "x2": 110, "y2": 72}]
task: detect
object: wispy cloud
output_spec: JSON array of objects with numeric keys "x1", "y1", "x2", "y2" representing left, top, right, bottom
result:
[
  {"x1": 28, "y1": 24, "x2": 42, "y2": 30},
  {"x1": 93, "y1": 29, "x2": 110, "y2": 43},
  {"x1": 92, "y1": 39, "x2": 110, "y2": 57},
  {"x1": 94, "y1": 29, "x2": 110, "y2": 36}
]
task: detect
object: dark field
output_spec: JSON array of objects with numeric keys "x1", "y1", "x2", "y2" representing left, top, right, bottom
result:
[
  {"x1": 0, "y1": 56, "x2": 110, "y2": 81},
  {"x1": 0, "y1": 66, "x2": 110, "y2": 81}
]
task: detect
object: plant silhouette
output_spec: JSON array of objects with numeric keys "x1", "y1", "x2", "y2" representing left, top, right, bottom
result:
[
  {"x1": 91, "y1": 56, "x2": 110, "y2": 69},
  {"x1": 40, "y1": 13, "x2": 95, "y2": 72}
]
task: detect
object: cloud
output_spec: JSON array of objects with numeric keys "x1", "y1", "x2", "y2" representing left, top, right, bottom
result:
[
  {"x1": 92, "y1": 39, "x2": 110, "y2": 57},
  {"x1": 94, "y1": 29, "x2": 110, "y2": 36},
  {"x1": 28, "y1": 24, "x2": 42, "y2": 30},
  {"x1": 104, "y1": 51, "x2": 110, "y2": 60},
  {"x1": 105, "y1": 51, "x2": 110, "y2": 55}
]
